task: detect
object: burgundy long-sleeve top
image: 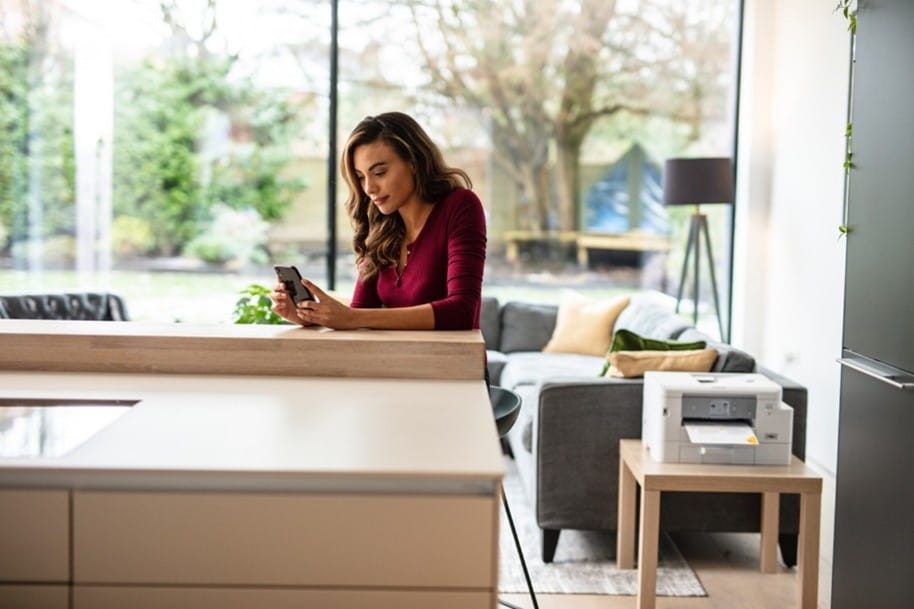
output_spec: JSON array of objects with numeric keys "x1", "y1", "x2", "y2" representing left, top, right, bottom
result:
[{"x1": 349, "y1": 188, "x2": 486, "y2": 330}]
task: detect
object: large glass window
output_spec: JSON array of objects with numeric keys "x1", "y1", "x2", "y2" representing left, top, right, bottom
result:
[
  {"x1": 1, "y1": 0, "x2": 329, "y2": 321},
  {"x1": 1, "y1": 0, "x2": 739, "y2": 337}
]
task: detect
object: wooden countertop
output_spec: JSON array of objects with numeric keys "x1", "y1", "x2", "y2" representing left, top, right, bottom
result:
[
  {"x1": 0, "y1": 320, "x2": 486, "y2": 380},
  {"x1": 0, "y1": 371, "x2": 503, "y2": 493}
]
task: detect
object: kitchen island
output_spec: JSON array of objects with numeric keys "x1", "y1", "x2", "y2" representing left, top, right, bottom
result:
[{"x1": 0, "y1": 321, "x2": 502, "y2": 609}]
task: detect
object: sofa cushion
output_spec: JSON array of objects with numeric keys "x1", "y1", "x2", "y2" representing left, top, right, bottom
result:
[
  {"x1": 605, "y1": 348, "x2": 718, "y2": 378},
  {"x1": 499, "y1": 352, "x2": 605, "y2": 390},
  {"x1": 613, "y1": 302, "x2": 692, "y2": 340},
  {"x1": 480, "y1": 296, "x2": 501, "y2": 350},
  {"x1": 678, "y1": 328, "x2": 757, "y2": 372},
  {"x1": 609, "y1": 328, "x2": 707, "y2": 353},
  {"x1": 510, "y1": 382, "x2": 541, "y2": 454},
  {"x1": 599, "y1": 329, "x2": 708, "y2": 376},
  {"x1": 542, "y1": 291, "x2": 630, "y2": 356},
  {"x1": 499, "y1": 302, "x2": 558, "y2": 353}
]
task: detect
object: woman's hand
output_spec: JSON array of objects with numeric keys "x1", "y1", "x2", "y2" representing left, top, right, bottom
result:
[
  {"x1": 294, "y1": 279, "x2": 361, "y2": 330},
  {"x1": 270, "y1": 281, "x2": 309, "y2": 325}
]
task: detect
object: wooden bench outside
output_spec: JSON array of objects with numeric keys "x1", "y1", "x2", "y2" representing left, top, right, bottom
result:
[
  {"x1": 502, "y1": 230, "x2": 670, "y2": 266},
  {"x1": 575, "y1": 231, "x2": 670, "y2": 266},
  {"x1": 502, "y1": 230, "x2": 578, "y2": 264}
]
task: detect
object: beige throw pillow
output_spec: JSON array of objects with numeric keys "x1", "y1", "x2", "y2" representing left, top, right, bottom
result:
[
  {"x1": 542, "y1": 291, "x2": 631, "y2": 356},
  {"x1": 605, "y1": 348, "x2": 718, "y2": 378}
]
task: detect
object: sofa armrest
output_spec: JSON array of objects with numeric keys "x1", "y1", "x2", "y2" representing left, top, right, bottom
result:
[
  {"x1": 486, "y1": 350, "x2": 508, "y2": 386},
  {"x1": 533, "y1": 378, "x2": 645, "y2": 531}
]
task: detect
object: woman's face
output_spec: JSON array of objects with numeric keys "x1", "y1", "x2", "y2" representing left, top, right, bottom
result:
[{"x1": 352, "y1": 139, "x2": 418, "y2": 216}]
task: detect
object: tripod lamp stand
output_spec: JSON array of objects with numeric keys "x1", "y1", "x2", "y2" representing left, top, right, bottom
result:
[{"x1": 662, "y1": 157, "x2": 734, "y2": 341}]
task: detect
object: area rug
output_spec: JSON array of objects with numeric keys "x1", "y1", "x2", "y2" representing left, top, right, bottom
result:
[{"x1": 498, "y1": 458, "x2": 706, "y2": 596}]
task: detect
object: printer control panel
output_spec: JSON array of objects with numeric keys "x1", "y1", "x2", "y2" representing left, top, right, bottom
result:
[{"x1": 681, "y1": 396, "x2": 756, "y2": 421}]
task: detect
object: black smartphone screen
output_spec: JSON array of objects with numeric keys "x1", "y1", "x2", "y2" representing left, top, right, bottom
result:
[{"x1": 273, "y1": 265, "x2": 315, "y2": 303}]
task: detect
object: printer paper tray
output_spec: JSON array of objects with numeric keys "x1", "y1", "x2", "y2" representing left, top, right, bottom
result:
[{"x1": 683, "y1": 421, "x2": 759, "y2": 446}]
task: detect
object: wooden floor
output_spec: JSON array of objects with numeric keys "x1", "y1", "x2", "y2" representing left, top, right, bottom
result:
[{"x1": 499, "y1": 531, "x2": 830, "y2": 609}]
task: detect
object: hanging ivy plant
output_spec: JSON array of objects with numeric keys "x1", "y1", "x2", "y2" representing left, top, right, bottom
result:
[
  {"x1": 836, "y1": 0, "x2": 858, "y2": 34},
  {"x1": 843, "y1": 122, "x2": 854, "y2": 174},
  {"x1": 837, "y1": 1, "x2": 858, "y2": 239}
]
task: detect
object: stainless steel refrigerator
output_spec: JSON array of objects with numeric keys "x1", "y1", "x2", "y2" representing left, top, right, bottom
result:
[{"x1": 833, "y1": 1, "x2": 914, "y2": 608}]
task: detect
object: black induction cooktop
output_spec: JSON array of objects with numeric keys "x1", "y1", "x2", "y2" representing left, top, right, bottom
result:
[{"x1": 0, "y1": 398, "x2": 137, "y2": 458}]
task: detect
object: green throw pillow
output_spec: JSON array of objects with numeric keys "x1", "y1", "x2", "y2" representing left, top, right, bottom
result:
[{"x1": 598, "y1": 329, "x2": 707, "y2": 376}]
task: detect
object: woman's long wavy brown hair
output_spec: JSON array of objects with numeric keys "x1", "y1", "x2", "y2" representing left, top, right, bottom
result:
[{"x1": 341, "y1": 112, "x2": 471, "y2": 278}]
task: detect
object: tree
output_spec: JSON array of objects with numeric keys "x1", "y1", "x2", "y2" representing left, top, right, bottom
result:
[
  {"x1": 112, "y1": 0, "x2": 308, "y2": 257},
  {"x1": 113, "y1": 57, "x2": 210, "y2": 256},
  {"x1": 0, "y1": 0, "x2": 76, "y2": 256},
  {"x1": 0, "y1": 41, "x2": 30, "y2": 251},
  {"x1": 406, "y1": 0, "x2": 732, "y2": 232}
]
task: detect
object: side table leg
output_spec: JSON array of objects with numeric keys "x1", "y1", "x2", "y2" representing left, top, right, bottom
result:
[
  {"x1": 760, "y1": 491, "x2": 780, "y2": 573},
  {"x1": 617, "y1": 458, "x2": 637, "y2": 569},
  {"x1": 637, "y1": 489, "x2": 660, "y2": 609},
  {"x1": 798, "y1": 491, "x2": 821, "y2": 609}
]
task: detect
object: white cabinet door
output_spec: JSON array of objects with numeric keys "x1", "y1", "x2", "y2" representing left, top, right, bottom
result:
[
  {"x1": 0, "y1": 490, "x2": 69, "y2": 582},
  {"x1": 74, "y1": 490, "x2": 497, "y2": 589},
  {"x1": 74, "y1": 586, "x2": 493, "y2": 609},
  {"x1": 0, "y1": 585, "x2": 68, "y2": 609}
]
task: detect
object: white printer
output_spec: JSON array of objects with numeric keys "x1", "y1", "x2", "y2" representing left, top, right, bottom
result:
[{"x1": 642, "y1": 371, "x2": 793, "y2": 465}]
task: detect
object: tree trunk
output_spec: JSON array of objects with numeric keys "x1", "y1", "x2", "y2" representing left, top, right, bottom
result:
[
  {"x1": 554, "y1": 138, "x2": 581, "y2": 233},
  {"x1": 532, "y1": 161, "x2": 552, "y2": 231},
  {"x1": 494, "y1": 131, "x2": 553, "y2": 232}
]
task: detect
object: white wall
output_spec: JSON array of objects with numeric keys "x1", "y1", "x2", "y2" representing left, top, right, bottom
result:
[{"x1": 733, "y1": 0, "x2": 850, "y2": 475}]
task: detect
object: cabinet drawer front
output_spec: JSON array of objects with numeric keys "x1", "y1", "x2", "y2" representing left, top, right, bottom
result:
[
  {"x1": 0, "y1": 585, "x2": 69, "y2": 609},
  {"x1": 0, "y1": 490, "x2": 69, "y2": 582},
  {"x1": 74, "y1": 585, "x2": 493, "y2": 609},
  {"x1": 74, "y1": 491, "x2": 496, "y2": 588}
]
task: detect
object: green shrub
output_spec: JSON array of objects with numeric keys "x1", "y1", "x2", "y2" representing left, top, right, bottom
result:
[
  {"x1": 112, "y1": 215, "x2": 156, "y2": 258},
  {"x1": 11, "y1": 235, "x2": 75, "y2": 264},
  {"x1": 184, "y1": 205, "x2": 268, "y2": 265}
]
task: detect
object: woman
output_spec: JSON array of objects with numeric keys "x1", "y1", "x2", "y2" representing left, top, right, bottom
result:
[{"x1": 271, "y1": 112, "x2": 486, "y2": 331}]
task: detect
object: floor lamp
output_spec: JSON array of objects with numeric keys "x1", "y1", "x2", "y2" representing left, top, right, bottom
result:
[{"x1": 662, "y1": 157, "x2": 734, "y2": 342}]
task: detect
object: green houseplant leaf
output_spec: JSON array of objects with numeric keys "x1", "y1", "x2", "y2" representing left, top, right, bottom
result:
[{"x1": 233, "y1": 284, "x2": 286, "y2": 324}]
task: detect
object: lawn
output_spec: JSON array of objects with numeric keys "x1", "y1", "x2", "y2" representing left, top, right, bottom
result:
[{"x1": 0, "y1": 268, "x2": 633, "y2": 324}]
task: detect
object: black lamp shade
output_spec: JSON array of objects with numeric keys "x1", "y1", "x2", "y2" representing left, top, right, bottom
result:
[{"x1": 662, "y1": 157, "x2": 734, "y2": 206}]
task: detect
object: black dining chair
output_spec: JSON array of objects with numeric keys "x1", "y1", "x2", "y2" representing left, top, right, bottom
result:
[{"x1": 490, "y1": 385, "x2": 539, "y2": 609}]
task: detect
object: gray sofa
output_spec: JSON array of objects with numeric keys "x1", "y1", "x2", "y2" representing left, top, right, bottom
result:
[
  {"x1": 480, "y1": 291, "x2": 807, "y2": 566},
  {"x1": 0, "y1": 292, "x2": 129, "y2": 321}
]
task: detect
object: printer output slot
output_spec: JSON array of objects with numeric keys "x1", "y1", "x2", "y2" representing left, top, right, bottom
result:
[
  {"x1": 682, "y1": 417, "x2": 753, "y2": 426},
  {"x1": 681, "y1": 419, "x2": 760, "y2": 446}
]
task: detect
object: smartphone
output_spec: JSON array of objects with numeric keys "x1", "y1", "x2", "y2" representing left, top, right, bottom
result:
[{"x1": 273, "y1": 265, "x2": 315, "y2": 304}]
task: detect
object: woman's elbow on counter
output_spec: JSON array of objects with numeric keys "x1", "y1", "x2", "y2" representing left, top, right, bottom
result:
[{"x1": 431, "y1": 299, "x2": 478, "y2": 331}]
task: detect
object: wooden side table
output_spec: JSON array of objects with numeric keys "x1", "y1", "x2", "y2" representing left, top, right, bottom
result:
[{"x1": 617, "y1": 439, "x2": 822, "y2": 609}]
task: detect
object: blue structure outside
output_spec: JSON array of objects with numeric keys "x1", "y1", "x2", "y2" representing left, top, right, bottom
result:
[{"x1": 584, "y1": 144, "x2": 669, "y2": 235}]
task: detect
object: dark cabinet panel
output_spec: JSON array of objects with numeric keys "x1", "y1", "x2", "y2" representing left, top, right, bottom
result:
[
  {"x1": 843, "y1": 0, "x2": 914, "y2": 373},
  {"x1": 832, "y1": 368, "x2": 914, "y2": 609}
]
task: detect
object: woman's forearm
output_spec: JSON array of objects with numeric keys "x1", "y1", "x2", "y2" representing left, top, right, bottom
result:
[{"x1": 351, "y1": 303, "x2": 436, "y2": 330}]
